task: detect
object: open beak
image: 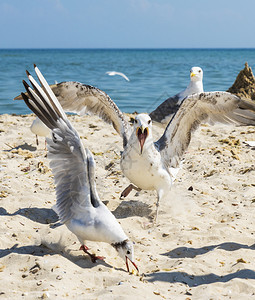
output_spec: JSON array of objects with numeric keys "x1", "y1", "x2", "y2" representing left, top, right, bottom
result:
[
  {"x1": 136, "y1": 126, "x2": 148, "y2": 154},
  {"x1": 125, "y1": 256, "x2": 139, "y2": 274}
]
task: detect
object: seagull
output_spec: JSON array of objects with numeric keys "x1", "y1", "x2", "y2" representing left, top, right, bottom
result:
[
  {"x1": 20, "y1": 65, "x2": 138, "y2": 273},
  {"x1": 106, "y1": 71, "x2": 130, "y2": 81},
  {"x1": 150, "y1": 66, "x2": 204, "y2": 126},
  {"x1": 16, "y1": 73, "x2": 255, "y2": 222},
  {"x1": 30, "y1": 117, "x2": 50, "y2": 146}
]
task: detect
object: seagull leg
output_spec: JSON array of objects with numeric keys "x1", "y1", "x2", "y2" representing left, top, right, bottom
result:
[
  {"x1": 80, "y1": 245, "x2": 105, "y2": 263},
  {"x1": 154, "y1": 198, "x2": 160, "y2": 224},
  {"x1": 120, "y1": 184, "x2": 141, "y2": 199},
  {"x1": 79, "y1": 245, "x2": 90, "y2": 251},
  {"x1": 154, "y1": 190, "x2": 163, "y2": 224},
  {"x1": 36, "y1": 135, "x2": 39, "y2": 146}
]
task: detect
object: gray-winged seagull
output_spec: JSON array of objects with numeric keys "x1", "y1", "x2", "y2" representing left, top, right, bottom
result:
[
  {"x1": 150, "y1": 66, "x2": 204, "y2": 126},
  {"x1": 20, "y1": 65, "x2": 138, "y2": 273}
]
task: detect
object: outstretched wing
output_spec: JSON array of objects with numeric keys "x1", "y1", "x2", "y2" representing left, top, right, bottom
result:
[
  {"x1": 16, "y1": 81, "x2": 131, "y2": 147},
  {"x1": 21, "y1": 65, "x2": 101, "y2": 224},
  {"x1": 156, "y1": 91, "x2": 255, "y2": 169}
]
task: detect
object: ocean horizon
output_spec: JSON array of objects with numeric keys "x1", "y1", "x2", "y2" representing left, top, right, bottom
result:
[
  {"x1": 2, "y1": 47, "x2": 255, "y2": 50},
  {"x1": 1, "y1": 48, "x2": 255, "y2": 115}
]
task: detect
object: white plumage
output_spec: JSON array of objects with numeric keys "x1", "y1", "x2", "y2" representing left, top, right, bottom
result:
[{"x1": 30, "y1": 117, "x2": 50, "y2": 145}]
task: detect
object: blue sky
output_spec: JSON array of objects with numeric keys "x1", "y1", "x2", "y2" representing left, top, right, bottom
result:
[{"x1": 1, "y1": 0, "x2": 255, "y2": 48}]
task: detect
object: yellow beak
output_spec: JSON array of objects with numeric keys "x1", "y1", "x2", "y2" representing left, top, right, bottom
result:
[
  {"x1": 190, "y1": 72, "x2": 196, "y2": 77},
  {"x1": 136, "y1": 125, "x2": 146, "y2": 135}
]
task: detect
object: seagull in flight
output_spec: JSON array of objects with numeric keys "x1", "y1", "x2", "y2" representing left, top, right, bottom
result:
[
  {"x1": 20, "y1": 65, "x2": 138, "y2": 273},
  {"x1": 106, "y1": 71, "x2": 130, "y2": 81},
  {"x1": 150, "y1": 66, "x2": 204, "y2": 126},
  {"x1": 16, "y1": 71, "x2": 255, "y2": 222}
]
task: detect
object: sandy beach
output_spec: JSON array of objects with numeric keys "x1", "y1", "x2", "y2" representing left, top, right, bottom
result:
[{"x1": 1, "y1": 112, "x2": 255, "y2": 299}]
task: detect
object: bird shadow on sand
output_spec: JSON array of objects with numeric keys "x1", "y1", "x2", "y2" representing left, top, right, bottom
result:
[
  {"x1": 112, "y1": 199, "x2": 152, "y2": 219},
  {"x1": 162, "y1": 242, "x2": 255, "y2": 259},
  {"x1": 0, "y1": 243, "x2": 120, "y2": 271},
  {"x1": 0, "y1": 207, "x2": 59, "y2": 225},
  {"x1": 4, "y1": 142, "x2": 37, "y2": 152},
  {"x1": 146, "y1": 269, "x2": 255, "y2": 287}
]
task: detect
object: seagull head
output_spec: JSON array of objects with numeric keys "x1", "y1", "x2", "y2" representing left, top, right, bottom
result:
[
  {"x1": 134, "y1": 113, "x2": 152, "y2": 154},
  {"x1": 112, "y1": 239, "x2": 139, "y2": 273},
  {"x1": 190, "y1": 67, "x2": 203, "y2": 82}
]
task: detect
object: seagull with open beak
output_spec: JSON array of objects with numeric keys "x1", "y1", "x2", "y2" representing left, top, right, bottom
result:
[
  {"x1": 136, "y1": 116, "x2": 150, "y2": 154},
  {"x1": 132, "y1": 114, "x2": 153, "y2": 155},
  {"x1": 120, "y1": 113, "x2": 172, "y2": 221}
]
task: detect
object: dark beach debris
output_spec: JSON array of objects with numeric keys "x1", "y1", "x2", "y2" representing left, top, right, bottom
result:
[{"x1": 227, "y1": 62, "x2": 255, "y2": 100}]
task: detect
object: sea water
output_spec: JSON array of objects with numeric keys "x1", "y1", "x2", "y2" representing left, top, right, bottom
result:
[{"x1": 1, "y1": 48, "x2": 255, "y2": 115}]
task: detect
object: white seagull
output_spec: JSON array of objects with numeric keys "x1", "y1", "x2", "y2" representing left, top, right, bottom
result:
[
  {"x1": 106, "y1": 71, "x2": 130, "y2": 81},
  {"x1": 20, "y1": 65, "x2": 138, "y2": 272},
  {"x1": 150, "y1": 66, "x2": 204, "y2": 126},
  {"x1": 30, "y1": 117, "x2": 50, "y2": 146},
  {"x1": 16, "y1": 73, "x2": 255, "y2": 222}
]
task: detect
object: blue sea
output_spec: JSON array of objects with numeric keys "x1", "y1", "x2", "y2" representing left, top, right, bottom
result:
[{"x1": 1, "y1": 48, "x2": 255, "y2": 115}]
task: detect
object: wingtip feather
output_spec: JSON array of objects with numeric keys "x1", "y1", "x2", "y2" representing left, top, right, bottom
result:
[
  {"x1": 21, "y1": 92, "x2": 29, "y2": 101},
  {"x1": 22, "y1": 80, "x2": 29, "y2": 89}
]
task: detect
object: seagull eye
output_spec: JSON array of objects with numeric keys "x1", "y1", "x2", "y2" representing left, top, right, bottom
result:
[
  {"x1": 148, "y1": 120, "x2": 151, "y2": 124},
  {"x1": 198, "y1": 70, "x2": 201, "y2": 73},
  {"x1": 127, "y1": 250, "x2": 130, "y2": 254}
]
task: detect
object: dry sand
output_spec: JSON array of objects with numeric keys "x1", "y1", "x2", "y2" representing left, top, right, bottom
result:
[{"x1": 1, "y1": 113, "x2": 255, "y2": 299}]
